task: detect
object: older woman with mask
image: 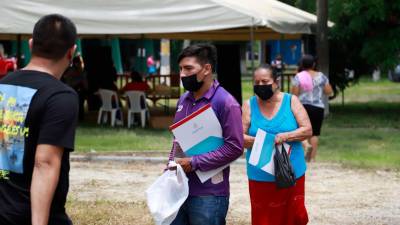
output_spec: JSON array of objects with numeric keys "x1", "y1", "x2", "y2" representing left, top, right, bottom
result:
[{"x1": 242, "y1": 64, "x2": 312, "y2": 225}]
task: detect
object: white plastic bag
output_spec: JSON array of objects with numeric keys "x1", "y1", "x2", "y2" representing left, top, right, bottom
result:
[{"x1": 146, "y1": 162, "x2": 189, "y2": 225}]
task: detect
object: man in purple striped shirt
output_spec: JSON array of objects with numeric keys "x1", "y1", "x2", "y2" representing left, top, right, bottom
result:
[{"x1": 168, "y1": 44, "x2": 244, "y2": 225}]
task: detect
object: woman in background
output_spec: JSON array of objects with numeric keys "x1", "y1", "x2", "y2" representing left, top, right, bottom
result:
[{"x1": 291, "y1": 55, "x2": 333, "y2": 162}]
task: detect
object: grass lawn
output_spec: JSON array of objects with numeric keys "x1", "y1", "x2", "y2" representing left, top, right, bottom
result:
[
  {"x1": 75, "y1": 124, "x2": 172, "y2": 152},
  {"x1": 320, "y1": 102, "x2": 400, "y2": 170},
  {"x1": 318, "y1": 77, "x2": 400, "y2": 169},
  {"x1": 75, "y1": 77, "x2": 400, "y2": 170},
  {"x1": 331, "y1": 77, "x2": 400, "y2": 104},
  {"x1": 67, "y1": 200, "x2": 152, "y2": 225}
]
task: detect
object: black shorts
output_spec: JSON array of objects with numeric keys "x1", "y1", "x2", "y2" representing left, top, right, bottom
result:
[{"x1": 303, "y1": 104, "x2": 324, "y2": 136}]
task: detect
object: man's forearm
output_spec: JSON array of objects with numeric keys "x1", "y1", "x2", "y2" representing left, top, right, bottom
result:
[
  {"x1": 31, "y1": 162, "x2": 61, "y2": 225},
  {"x1": 192, "y1": 141, "x2": 243, "y2": 171},
  {"x1": 192, "y1": 104, "x2": 244, "y2": 171}
]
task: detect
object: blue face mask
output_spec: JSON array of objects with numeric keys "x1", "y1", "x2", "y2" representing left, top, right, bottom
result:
[{"x1": 181, "y1": 74, "x2": 204, "y2": 92}]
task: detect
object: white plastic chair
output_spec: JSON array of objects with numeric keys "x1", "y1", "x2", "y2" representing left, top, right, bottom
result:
[
  {"x1": 125, "y1": 91, "x2": 149, "y2": 128},
  {"x1": 97, "y1": 89, "x2": 123, "y2": 127}
]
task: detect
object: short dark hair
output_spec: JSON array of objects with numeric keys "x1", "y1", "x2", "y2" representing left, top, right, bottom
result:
[
  {"x1": 32, "y1": 14, "x2": 77, "y2": 60},
  {"x1": 130, "y1": 70, "x2": 143, "y2": 82},
  {"x1": 177, "y1": 44, "x2": 217, "y2": 72},
  {"x1": 298, "y1": 54, "x2": 315, "y2": 71},
  {"x1": 256, "y1": 64, "x2": 279, "y2": 81}
]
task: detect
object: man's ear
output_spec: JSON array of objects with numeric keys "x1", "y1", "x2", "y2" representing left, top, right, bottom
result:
[
  {"x1": 67, "y1": 44, "x2": 77, "y2": 60},
  {"x1": 28, "y1": 38, "x2": 33, "y2": 51},
  {"x1": 204, "y1": 63, "x2": 212, "y2": 75}
]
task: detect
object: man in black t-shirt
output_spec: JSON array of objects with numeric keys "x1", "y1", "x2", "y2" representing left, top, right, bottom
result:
[{"x1": 0, "y1": 14, "x2": 78, "y2": 225}]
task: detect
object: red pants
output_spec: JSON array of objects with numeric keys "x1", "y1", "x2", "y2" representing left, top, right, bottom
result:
[{"x1": 249, "y1": 176, "x2": 308, "y2": 225}]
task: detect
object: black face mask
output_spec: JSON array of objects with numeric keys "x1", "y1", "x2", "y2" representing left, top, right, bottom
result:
[
  {"x1": 181, "y1": 74, "x2": 204, "y2": 92},
  {"x1": 254, "y1": 84, "x2": 274, "y2": 101}
]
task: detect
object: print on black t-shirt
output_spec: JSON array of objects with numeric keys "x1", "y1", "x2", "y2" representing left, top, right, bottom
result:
[{"x1": 0, "y1": 84, "x2": 36, "y2": 179}]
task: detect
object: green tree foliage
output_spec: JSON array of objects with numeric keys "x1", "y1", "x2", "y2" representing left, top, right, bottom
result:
[
  {"x1": 292, "y1": 0, "x2": 400, "y2": 70},
  {"x1": 330, "y1": 0, "x2": 400, "y2": 71},
  {"x1": 290, "y1": 0, "x2": 400, "y2": 71},
  {"x1": 295, "y1": 0, "x2": 316, "y2": 13},
  {"x1": 280, "y1": 0, "x2": 400, "y2": 94},
  {"x1": 327, "y1": 0, "x2": 400, "y2": 95},
  {"x1": 280, "y1": 0, "x2": 295, "y2": 6}
]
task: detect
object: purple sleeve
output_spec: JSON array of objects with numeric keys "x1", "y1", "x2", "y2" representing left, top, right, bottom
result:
[
  {"x1": 168, "y1": 141, "x2": 176, "y2": 161},
  {"x1": 191, "y1": 101, "x2": 244, "y2": 171}
]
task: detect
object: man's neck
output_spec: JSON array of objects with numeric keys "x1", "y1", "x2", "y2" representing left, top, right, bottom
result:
[
  {"x1": 193, "y1": 79, "x2": 214, "y2": 100},
  {"x1": 23, "y1": 57, "x2": 65, "y2": 80}
]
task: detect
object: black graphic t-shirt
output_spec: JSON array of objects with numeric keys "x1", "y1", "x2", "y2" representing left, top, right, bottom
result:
[{"x1": 0, "y1": 70, "x2": 78, "y2": 225}]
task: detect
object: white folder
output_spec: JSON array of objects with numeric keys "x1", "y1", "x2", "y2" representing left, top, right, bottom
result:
[{"x1": 170, "y1": 104, "x2": 228, "y2": 183}]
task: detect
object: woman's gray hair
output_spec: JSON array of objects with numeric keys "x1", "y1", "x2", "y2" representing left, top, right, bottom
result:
[{"x1": 255, "y1": 64, "x2": 281, "y2": 82}]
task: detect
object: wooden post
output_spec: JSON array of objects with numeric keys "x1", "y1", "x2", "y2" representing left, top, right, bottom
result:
[
  {"x1": 317, "y1": 0, "x2": 330, "y2": 115},
  {"x1": 250, "y1": 18, "x2": 255, "y2": 76}
]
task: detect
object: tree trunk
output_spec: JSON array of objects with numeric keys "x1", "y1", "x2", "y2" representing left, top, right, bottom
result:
[
  {"x1": 316, "y1": 0, "x2": 330, "y2": 115},
  {"x1": 316, "y1": 0, "x2": 329, "y2": 76}
]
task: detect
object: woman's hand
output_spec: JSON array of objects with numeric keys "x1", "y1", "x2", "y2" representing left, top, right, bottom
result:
[
  {"x1": 244, "y1": 135, "x2": 255, "y2": 149},
  {"x1": 275, "y1": 133, "x2": 288, "y2": 144}
]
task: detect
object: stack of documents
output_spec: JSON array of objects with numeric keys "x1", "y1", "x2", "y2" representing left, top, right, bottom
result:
[
  {"x1": 249, "y1": 129, "x2": 291, "y2": 175},
  {"x1": 170, "y1": 104, "x2": 228, "y2": 183}
]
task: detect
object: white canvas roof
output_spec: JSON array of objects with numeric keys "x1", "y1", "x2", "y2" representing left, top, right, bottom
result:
[{"x1": 0, "y1": 0, "x2": 326, "y2": 36}]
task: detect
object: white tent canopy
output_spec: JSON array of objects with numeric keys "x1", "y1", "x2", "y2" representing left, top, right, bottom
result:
[{"x1": 1, "y1": 0, "x2": 325, "y2": 35}]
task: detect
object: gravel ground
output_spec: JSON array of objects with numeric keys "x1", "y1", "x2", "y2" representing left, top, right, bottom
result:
[{"x1": 68, "y1": 161, "x2": 400, "y2": 225}]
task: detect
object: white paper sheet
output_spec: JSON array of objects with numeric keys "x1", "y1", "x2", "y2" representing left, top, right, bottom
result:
[{"x1": 249, "y1": 128, "x2": 291, "y2": 175}]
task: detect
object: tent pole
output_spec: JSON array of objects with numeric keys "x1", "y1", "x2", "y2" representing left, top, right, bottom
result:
[{"x1": 250, "y1": 18, "x2": 255, "y2": 76}]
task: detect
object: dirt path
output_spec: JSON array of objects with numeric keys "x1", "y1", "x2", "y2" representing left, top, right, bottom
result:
[{"x1": 68, "y1": 161, "x2": 400, "y2": 225}]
